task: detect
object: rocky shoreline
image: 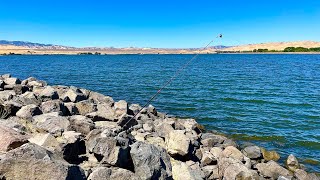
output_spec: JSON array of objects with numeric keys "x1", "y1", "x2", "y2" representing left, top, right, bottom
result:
[{"x1": 0, "y1": 74, "x2": 319, "y2": 180}]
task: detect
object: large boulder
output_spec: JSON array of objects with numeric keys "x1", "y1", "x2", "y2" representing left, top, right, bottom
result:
[
  {"x1": 33, "y1": 113, "x2": 70, "y2": 136},
  {"x1": 75, "y1": 100, "x2": 97, "y2": 116},
  {"x1": 87, "y1": 167, "x2": 139, "y2": 180},
  {"x1": 256, "y1": 160, "x2": 291, "y2": 179},
  {"x1": 13, "y1": 91, "x2": 41, "y2": 106},
  {"x1": 16, "y1": 104, "x2": 42, "y2": 119},
  {"x1": 39, "y1": 86, "x2": 59, "y2": 100},
  {"x1": 62, "y1": 89, "x2": 87, "y2": 103},
  {"x1": 88, "y1": 92, "x2": 114, "y2": 105},
  {"x1": 86, "y1": 103, "x2": 116, "y2": 121},
  {"x1": 0, "y1": 143, "x2": 86, "y2": 180},
  {"x1": 218, "y1": 157, "x2": 258, "y2": 180},
  {"x1": 242, "y1": 145, "x2": 262, "y2": 159},
  {"x1": 68, "y1": 115, "x2": 95, "y2": 135},
  {"x1": 171, "y1": 159, "x2": 203, "y2": 180},
  {"x1": 114, "y1": 100, "x2": 128, "y2": 116},
  {"x1": 0, "y1": 91, "x2": 15, "y2": 102},
  {"x1": 28, "y1": 133, "x2": 60, "y2": 151},
  {"x1": 130, "y1": 141, "x2": 172, "y2": 180},
  {"x1": 261, "y1": 147, "x2": 280, "y2": 161},
  {"x1": 200, "y1": 133, "x2": 227, "y2": 147},
  {"x1": 201, "y1": 165, "x2": 219, "y2": 180},
  {"x1": 0, "y1": 124, "x2": 28, "y2": 152},
  {"x1": 3, "y1": 77, "x2": 21, "y2": 85},
  {"x1": 41, "y1": 100, "x2": 67, "y2": 115},
  {"x1": 86, "y1": 134, "x2": 130, "y2": 168},
  {"x1": 165, "y1": 130, "x2": 190, "y2": 156},
  {"x1": 286, "y1": 154, "x2": 300, "y2": 171}
]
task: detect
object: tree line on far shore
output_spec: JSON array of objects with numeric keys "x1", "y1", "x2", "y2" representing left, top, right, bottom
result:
[{"x1": 251, "y1": 47, "x2": 320, "y2": 53}]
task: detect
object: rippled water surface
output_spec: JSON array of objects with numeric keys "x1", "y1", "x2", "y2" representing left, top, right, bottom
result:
[{"x1": 1, "y1": 54, "x2": 320, "y2": 171}]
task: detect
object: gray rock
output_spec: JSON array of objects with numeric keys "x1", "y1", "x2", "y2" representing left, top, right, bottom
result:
[
  {"x1": 64, "y1": 102, "x2": 79, "y2": 115},
  {"x1": 39, "y1": 86, "x2": 59, "y2": 100},
  {"x1": 114, "y1": 100, "x2": 128, "y2": 116},
  {"x1": 242, "y1": 145, "x2": 262, "y2": 159},
  {"x1": 166, "y1": 130, "x2": 190, "y2": 156},
  {"x1": 218, "y1": 157, "x2": 259, "y2": 180},
  {"x1": 0, "y1": 143, "x2": 86, "y2": 180},
  {"x1": 286, "y1": 154, "x2": 300, "y2": 171},
  {"x1": 87, "y1": 167, "x2": 139, "y2": 180},
  {"x1": 1, "y1": 74, "x2": 11, "y2": 78},
  {"x1": 278, "y1": 176, "x2": 294, "y2": 180},
  {"x1": 62, "y1": 88, "x2": 87, "y2": 102},
  {"x1": 130, "y1": 141, "x2": 172, "y2": 180},
  {"x1": 0, "y1": 90, "x2": 15, "y2": 102},
  {"x1": 171, "y1": 159, "x2": 203, "y2": 180},
  {"x1": 117, "y1": 114, "x2": 138, "y2": 129},
  {"x1": 200, "y1": 133, "x2": 227, "y2": 147},
  {"x1": 68, "y1": 115, "x2": 95, "y2": 135},
  {"x1": 33, "y1": 114, "x2": 70, "y2": 136},
  {"x1": 16, "y1": 104, "x2": 42, "y2": 119},
  {"x1": 0, "y1": 124, "x2": 28, "y2": 152},
  {"x1": 28, "y1": 133, "x2": 60, "y2": 151},
  {"x1": 75, "y1": 100, "x2": 97, "y2": 115},
  {"x1": 86, "y1": 103, "x2": 116, "y2": 121},
  {"x1": 89, "y1": 91, "x2": 114, "y2": 105},
  {"x1": 41, "y1": 100, "x2": 67, "y2": 115},
  {"x1": 59, "y1": 131, "x2": 86, "y2": 164},
  {"x1": 13, "y1": 91, "x2": 41, "y2": 106},
  {"x1": 27, "y1": 79, "x2": 47, "y2": 87},
  {"x1": 128, "y1": 104, "x2": 142, "y2": 116},
  {"x1": 143, "y1": 122, "x2": 154, "y2": 132},
  {"x1": 256, "y1": 160, "x2": 291, "y2": 179},
  {"x1": 201, "y1": 165, "x2": 219, "y2": 180},
  {"x1": 154, "y1": 122, "x2": 174, "y2": 138},
  {"x1": 4, "y1": 77, "x2": 21, "y2": 85}
]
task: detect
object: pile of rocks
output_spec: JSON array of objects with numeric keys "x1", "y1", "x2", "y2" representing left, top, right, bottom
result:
[{"x1": 0, "y1": 74, "x2": 318, "y2": 180}]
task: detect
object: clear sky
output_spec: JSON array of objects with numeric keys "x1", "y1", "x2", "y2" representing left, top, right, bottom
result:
[{"x1": 0, "y1": 0, "x2": 320, "y2": 48}]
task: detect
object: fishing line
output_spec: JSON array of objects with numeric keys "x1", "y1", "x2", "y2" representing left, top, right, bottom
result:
[{"x1": 122, "y1": 34, "x2": 223, "y2": 129}]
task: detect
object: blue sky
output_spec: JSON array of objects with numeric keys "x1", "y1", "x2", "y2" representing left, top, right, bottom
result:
[{"x1": 0, "y1": 0, "x2": 319, "y2": 48}]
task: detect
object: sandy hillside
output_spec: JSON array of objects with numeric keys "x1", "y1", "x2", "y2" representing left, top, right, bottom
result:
[{"x1": 222, "y1": 41, "x2": 320, "y2": 52}]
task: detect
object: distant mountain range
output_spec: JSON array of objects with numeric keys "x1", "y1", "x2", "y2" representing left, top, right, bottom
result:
[
  {"x1": 0, "y1": 40, "x2": 229, "y2": 50},
  {"x1": 0, "y1": 40, "x2": 319, "y2": 54}
]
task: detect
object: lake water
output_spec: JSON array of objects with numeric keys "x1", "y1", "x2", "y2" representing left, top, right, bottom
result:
[{"x1": 1, "y1": 54, "x2": 319, "y2": 171}]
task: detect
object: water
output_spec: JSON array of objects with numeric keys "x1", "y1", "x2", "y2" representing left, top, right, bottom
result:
[{"x1": 1, "y1": 54, "x2": 319, "y2": 171}]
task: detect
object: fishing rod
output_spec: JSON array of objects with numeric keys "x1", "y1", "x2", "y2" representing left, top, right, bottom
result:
[{"x1": 122, "y1": 34, "x2": 223, "y2": 129}]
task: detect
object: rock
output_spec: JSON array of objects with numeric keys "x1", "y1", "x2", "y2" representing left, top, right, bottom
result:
[
  {"x1": 200, "y1": 133, "x2": 227, "y2": 147},
  {"x1": 166, "y1": 130, "x2": 190, "y2": 156},
  {"x1": 14, "y1": 91, "x2": 41, "y2": 106},
  {"x1": 0, "y1": 143, "x2": 86, "y2": 180},
  {"x1": 27, "y1": 79, "x2": 47, "y2": 87},
  {"x1": 218, "y1": 157, "x2": 258, "y2": 180},
  {"x1": 39, "y1": 86, "x2": 59, "y2": 100},
  {"x1": 143, "y1": 122, "x2": 154, "y2": 132},
  {"x1": 220, "y1": 146, "x2": 245, "y2": 161},
  {"x1": 256, "y1": 160, "x2": 291, "y2": 179},
  {"x1": 16, "y1": 104, "x2": 42, "y2": 119},
  {"x1": 41, "y1": 100, "x2": 67, "y2": 115},
  {"x1": 64, "y1": 102, "x2": 79, "y2": 115},
  {"x1": 0, "y1": 104, "x2": 17, "y2": 119},
  {"x1": 130, "y1": 141, "x2": 172, "y2": 179},
  {"x1": 87, "y1": 135, "x2": 130, "y2": 168},
  {"x1": 59, "y1": 131, "x2": 86, "y2": 164},
  {"x1": 128, "y1": 104, "x2": 142, "y2": 116},
  {"x1": 147, "y1": 104, "x2": 157, "y2": 116},
  {"x1": 0, "y1": 90, "x2": 15, "y2": 102},
  {"x1": 117, "y1": 114, "x2": 138, "y2": 129},
  {"x1": 1, "y1": 74, "x2": 11, "y2": 78},
  {"x1": 33, "y1": 114, "x2": 70, "y2": 136},
  {"x1": 209, "y1": 147, "x2": 223, "y2": 160},
  {"x1": 4, "y1": 77, "x2": 21, "y2": 85},
  {"x1": 242, "y1": 145, "x2": 262, "y2": 159},
  {"x1": 278, "y1": 176, "x2": 294, "y2": 180},
  {"x1": 145, "y1": 135, "x2": 166, "y2": 148},
  {"x1": 68, "y1": 115, "x2": 95, "y2": 135},
  {"x1": 114, "y1": 100, "x2": 128, "y2": 116},
  {"x1": 286, "y1": 154, "x2": 300, "y2": 171},
  {"x1": 87, "y1": 167, "x2": 139, "y2": 180},
  {"x1": 88, "y1": 91, "x2": 114, "y2": 105},
  {"x1": 86, "y1": 103, "x2": 116, "y2": 121},
  {"x1": 0, "y1": 124, "x2": 28, "y2": 152},
  {"x1": 261, "y1": 147, "x2": 281, "y2": 161},
  {"x1": 12, "y1": 84, "x2": 29, "y2": 95},
  {"x1": 171, "y1": 159, "x2": 203, "y2": 180},
  {"x1": 201, "y1": 151, "x2": 216, "y2": 166},
  {"x1": 28, "y1": 133, "x2": 60, "y2": 151},
  {"x1": 202, "y1": 165, "x2": 219, "y2": 180},
  {"x1": 75, "y1": 100, "x2": 97, "y2": 115},
  {"x1": 293, "y1": 169, "x2": 311, "y2": 180},
  {"x1": 154, "y1": 122, "x2": 174, "y2": 138},
  {"x1": 62, "y1": 89, "x2": 87, "y2": 102}
]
